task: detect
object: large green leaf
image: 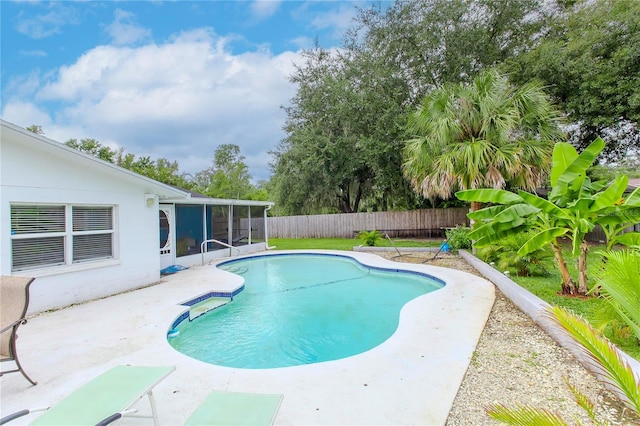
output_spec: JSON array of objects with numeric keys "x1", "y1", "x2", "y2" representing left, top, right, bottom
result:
[
  {"x1": 550, "y1": 142, "x2": 578, "y2": 187},
  {"x1": 518, "y1": 191, "x2": 567, "y2": 218},
  {"x1": 623, "y1": 186, "x2": 640, "y2": 207},
  {"x1": 571, "y1": 226, "x2": 582, "y2": 256},
  {"x1": 517, "y1": 227, "x2": 568, "y2": 255},
  {"x1": 469, "y1": 219, "x2": 527, "y2": 243},
  {"x1": 591, "y1": 175, "x2": 628, "y2": 212},
  {"x1": 455, "y1": 189, "x2": 523, "y2": 204},
  {"x1": 468, "y1": 205, "x2": 510, "y2": 221},
  {"x1": 471, "y1": 236, "x2": 492, "y2": 247},
  {"x1": 568, "y1": 198, "x2": 594, "y2": 212},
  {"x1": 549, "y1": 138, "x2": 605, "y2": 203},
  {"x1": 615, "y1": 232, "x2": 640, "y2": 247},
  {"x1": 494, "y1": 204, "x2": 540, "y2": 222}
]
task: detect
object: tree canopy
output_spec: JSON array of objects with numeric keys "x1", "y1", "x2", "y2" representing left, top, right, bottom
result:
[
  {"x1": 270, "y1": 46, "x2": 423, "y2": 214},
  {"x1": 195, "y1": 144, "x2": 257, "y2": 200},
  {"x1": 270, "y1": 0, "x2": 548, "y2": 214},
  {"x1": 505, "y1": 0, "x2": 640, "y2": 160}
]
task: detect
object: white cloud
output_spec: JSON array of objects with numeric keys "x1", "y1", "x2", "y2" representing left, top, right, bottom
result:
[
  {"x1": 104, "y1": 9, "x2": 152, "y2": 46},
  {"x1": 1, "y1": 101, "x2": 51, "y2": 129},
  {"x1": 310, "y1": 3, "x2": 360, "y2": 39},
  {"x1": 15, "y1": 4, "x2": 80, "y2": 39},
  {"x1": 18, "y1": 49, "x2": 48, "y2": 57},
  {"x1": 250, "y1": 0, "x2": 282, "y2": 21},
  {"x1": 289, "y1": 36, "x2": 315, "y2": 51},
  {"x1": 4, "y1": 28, "x2": 301, "y2": 181},
  {"x1": 3, "y1": 70, "x2": 44, "y2": 99}
]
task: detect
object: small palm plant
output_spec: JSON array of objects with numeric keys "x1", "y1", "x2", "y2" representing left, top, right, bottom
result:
[
  {"x1": 591, "y1": 248, "x2": 640, "y2": 343},
  {"x1": 486, "y1": 305, "x2": 640, "y2": 425},
  {"x1": 479, "y1": 232, "x2": 553, "y2": 277},
  {"x1": 357, "y1": 230, "x2": 383, "y2": 247}
]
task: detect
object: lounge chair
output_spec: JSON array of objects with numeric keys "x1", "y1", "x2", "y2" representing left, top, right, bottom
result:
[
  {"x1": 184, "y1": 391, "x2": 283, "y2": 426},
  {"x1": 96, "y1": 390, "x2": 284, "y2": 426},
  {"x1": 1, "y1": 276, "x2": 37, "y2": 386},
  {"x1": 0, "y1": 365, "x2": 175, "y2": 425}
]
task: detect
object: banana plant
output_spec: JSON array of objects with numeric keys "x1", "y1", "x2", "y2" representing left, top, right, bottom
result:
[{"x1": 456, "y1": 138, "x2": 640, "y2": 295}]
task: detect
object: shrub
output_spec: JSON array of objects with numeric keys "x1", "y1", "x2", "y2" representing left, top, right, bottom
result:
[
  {"x1": 357, "y1": 230, "x2": 383, "y2": 247},
  {"x1": 479, "y1": 232, "x2": 553, "y2": 277},
  {"x1": 445, "y1": 226, "x2": 472, "y2": 252}
]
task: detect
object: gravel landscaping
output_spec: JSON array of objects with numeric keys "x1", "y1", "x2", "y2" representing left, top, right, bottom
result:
[{"x1": 378, "y1": 251, "x2": 639, "y2": 425}]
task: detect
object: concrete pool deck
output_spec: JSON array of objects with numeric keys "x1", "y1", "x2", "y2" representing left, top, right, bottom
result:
[{"x1": 1, "y1": 250, "x2": 495, "y2": 425}]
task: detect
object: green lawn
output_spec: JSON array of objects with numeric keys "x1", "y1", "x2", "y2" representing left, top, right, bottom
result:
[
  {"x1": 269, "y1": 237, "x2": 440, "y2": 251},
  {"x1": 509, "y1": 249, "x2": 640, "y2": 360},
  {"x1": 267, "y1": 238, "x2": 640, "y2": 360}
]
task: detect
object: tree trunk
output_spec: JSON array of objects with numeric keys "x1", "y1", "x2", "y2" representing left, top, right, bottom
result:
[
  {"x1": 577, "y1": 239, "x2": 590, "y2": 295},
  {"x1": 552, "y1": 241, "x2": 577, "y2": 295},
  {"x1": 337, "y1": 185, "x2": 352, "y2": 213},
  {"x1": 353, "y1": 181, "x2": 363, "y2": 213},
  {"x1": 470, "y1": 201, "x2": 482, "y2": 212}
]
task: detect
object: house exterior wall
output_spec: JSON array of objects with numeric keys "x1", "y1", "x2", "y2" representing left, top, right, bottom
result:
[{"x1": 1, "y1": 130, "x2": 164, "y2": 314}]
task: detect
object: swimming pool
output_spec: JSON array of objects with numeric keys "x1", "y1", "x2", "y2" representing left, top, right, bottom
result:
[{"x1": 168, "y1": 253, "x2": 444, "y2": 368}]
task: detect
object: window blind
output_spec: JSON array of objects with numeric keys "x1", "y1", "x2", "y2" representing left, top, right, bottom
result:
[
  {"x1": 10, "y1": 205, "x2": 65, "y2": 234},
  {"x1": 73, "y1": 206, "x2": 113, "y2": 231},
  {"x1": 73, "y1": 234, "x2": 113, "y2": 262},
  {"x1": 12, "y1": 237, "x2": 65, "y2": 270}
]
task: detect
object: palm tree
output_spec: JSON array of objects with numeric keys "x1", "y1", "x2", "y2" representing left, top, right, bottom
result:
[{"x1": 403, "y1": 69, "x2": 564, "y2": 211}]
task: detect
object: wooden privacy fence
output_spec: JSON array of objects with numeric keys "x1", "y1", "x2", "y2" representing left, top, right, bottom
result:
[{"x1": 267, "y1": 208, "x2": 470, "y2": 239}]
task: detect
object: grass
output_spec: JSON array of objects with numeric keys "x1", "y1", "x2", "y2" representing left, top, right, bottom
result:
[
  {"x1": 508, "y1": 248, "x2": 640, "y2": 360},
  {"x1": 269, "y1": 237, "x2": 440, "y2": 251},
  {"x1": 267, "y1": 237, "x2": 640, "y2": 361}
]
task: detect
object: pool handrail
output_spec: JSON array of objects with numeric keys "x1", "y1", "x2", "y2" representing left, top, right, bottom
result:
[{"x1": 200, "y1": 239, "x2": 241, "y2": 265}]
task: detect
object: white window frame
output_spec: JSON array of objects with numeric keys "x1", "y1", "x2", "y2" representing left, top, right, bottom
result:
[{"x1": 10, "y1": 203, "x2": 117, "y2": 273}]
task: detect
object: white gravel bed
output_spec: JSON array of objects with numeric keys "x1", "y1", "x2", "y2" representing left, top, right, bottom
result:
[{"x1": 378, "y1": 251, "x2": 639, "y2": 425}]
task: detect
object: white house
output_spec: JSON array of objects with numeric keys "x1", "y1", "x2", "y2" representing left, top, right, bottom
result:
[{"x1": 1, "y1": 120, "x2": 273, "y2": 314}]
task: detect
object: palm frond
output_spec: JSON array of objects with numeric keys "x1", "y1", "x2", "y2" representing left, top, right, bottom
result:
[
  {"x1": 402, "y1": 68, "x2": 559, "y2": 199},
  {"x1": 485, "y1": 403, "x2": 568, "y2": 425},
  {"x1": 565, "y1": 378, "x2": 597, "y2": 422},
  {"x1": 546, "y1": 306, "x2": 640, "y2": 415},
  {"x1": 594, "y1": 249, "x2": 640, "y2": 341}
]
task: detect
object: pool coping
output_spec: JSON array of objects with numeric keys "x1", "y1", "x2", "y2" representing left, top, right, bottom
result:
[{"x1": 1, "y1": 249, "x2": 495, "y2": 425}]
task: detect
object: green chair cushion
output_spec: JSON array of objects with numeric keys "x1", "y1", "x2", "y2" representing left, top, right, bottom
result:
[
  {"x1": 185, "y1": 391, "x2": 283, "y2": 426},
  {"x1": 30, "y1": 365, "x2": 175, "y2": 426}
]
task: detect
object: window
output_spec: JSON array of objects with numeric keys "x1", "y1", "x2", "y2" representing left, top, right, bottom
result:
[
  {"x1": 206, "y1": 205, "x2": 229, "y2": 251},
  {"x1": 175, "y1": 204, "x2": 204, "y2": 257},
  {"x1": 231, "y1": 206, "x2": 249, "y2": 246},
  {"x1": 10, "y1": 204, "x2": 115, "y2": 272},
  {"x1": 250, "y1": 206, "x2": 266, "y2": 243}
]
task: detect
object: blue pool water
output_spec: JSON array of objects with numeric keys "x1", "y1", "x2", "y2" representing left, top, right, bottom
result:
[{"x1": 168, "y1": 253, "x2": 443, "y2": 369}]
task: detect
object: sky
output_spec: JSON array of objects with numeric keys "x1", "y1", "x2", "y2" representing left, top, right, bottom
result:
[{"x1": 1, "y1": 0, "x2": 386, "y2": 182}]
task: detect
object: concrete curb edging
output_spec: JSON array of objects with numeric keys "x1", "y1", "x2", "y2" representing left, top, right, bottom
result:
[
  {"x1": 353, "y1": 246, "x2": 440, "y2": 253},
  {"x1": 459, "y1": 249, "x2": 640, "y2": 403}
]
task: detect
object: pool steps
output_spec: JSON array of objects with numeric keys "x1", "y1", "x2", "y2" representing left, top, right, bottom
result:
[{"x1": 189, "y1": 296, "x2": 232, "y2": 320}]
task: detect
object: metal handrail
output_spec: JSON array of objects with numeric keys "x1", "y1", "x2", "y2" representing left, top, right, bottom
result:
[
  {"x1": 384, "y1": 233, "x2": 403, "y2": 258},
  {"x1": 201, "y1": 239, "x2": 241, "y2": 266}
]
